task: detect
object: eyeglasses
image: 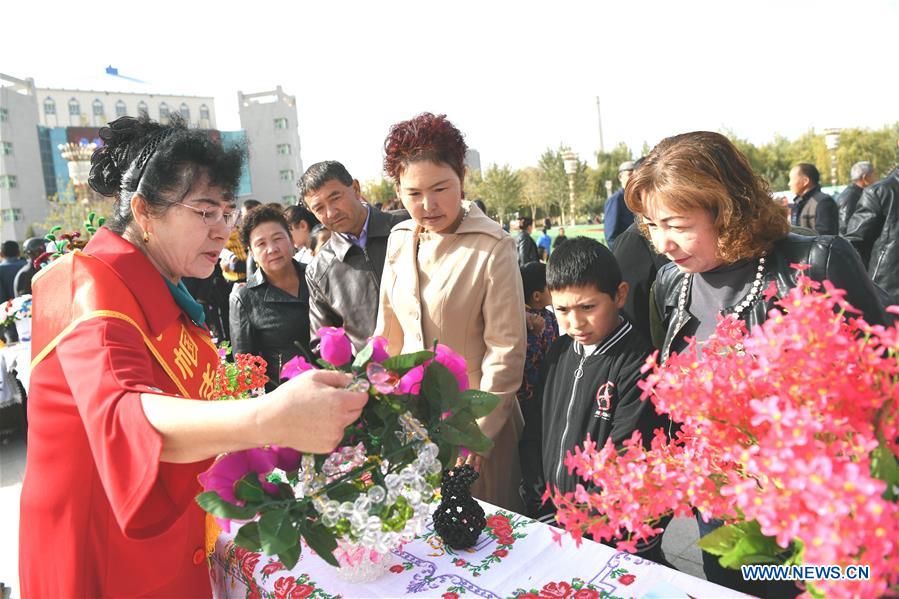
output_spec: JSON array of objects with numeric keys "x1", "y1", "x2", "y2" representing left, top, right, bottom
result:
[{"x1": 172, "y1": 202, "x2": 240, "y2": 228}]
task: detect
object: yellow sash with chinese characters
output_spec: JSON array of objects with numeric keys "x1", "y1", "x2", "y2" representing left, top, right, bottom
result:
[{"x1": 30, "y1": 250, "x2": 220, "y2": 401}]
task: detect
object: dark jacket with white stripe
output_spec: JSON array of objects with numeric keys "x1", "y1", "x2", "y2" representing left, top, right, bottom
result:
[{"x1": 519, "y1": 317, "x2": 664, "y2": 517}]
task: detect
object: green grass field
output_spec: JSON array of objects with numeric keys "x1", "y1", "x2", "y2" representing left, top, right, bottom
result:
[{"x1": 529, "y1": 223, "x2": 607, "y2": 247}]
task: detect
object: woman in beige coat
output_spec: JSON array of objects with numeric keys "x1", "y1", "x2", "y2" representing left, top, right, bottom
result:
[{"x1": 376, "y1": 113, "x2": 527, "y2": 513}]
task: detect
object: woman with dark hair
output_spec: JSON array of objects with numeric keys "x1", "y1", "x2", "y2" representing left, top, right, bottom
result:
[
  {"x1": 230, "y1": 205, "x2": 311, "y2": 390},
  {"x1": 376, "y1": 113, "x2": 527, "y2": 512},
  {"x1": 625, "y1": 130, "x2": 887, "y2": 592},
  {"x1": 19, "y1": 115, "x2": 367, "y2": 598}
]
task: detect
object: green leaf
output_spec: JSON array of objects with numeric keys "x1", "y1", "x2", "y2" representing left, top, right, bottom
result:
[
  {"x1": 97, "y1": 216, "x2": 106, "y2": 227},
  {"x1": 422, "y1": 362, "x2": 460, "y2": 410},
  {"x1": 278, "y1": 540, "x2": 302, "y2": 570},
  {"x1": 458, "y1": 390, "x2": 500, "y2": 419},
  {"x1": 871, "y1": 440, "x2": 899, "y2": 501},
  {"x1": 45, "y1": 234, "x2": 57, "y2": 242},
  {"x1": 302, "y1": 522, "x2": 339, "y2": 567},
  {"x1": 234, "y1": 522, "x2": 263, "y2": 551},
  {"x1": 382, "y1": 350, "x2": 434, "y2": 373},
  {"x1": 258, "y1": 507, "x2": 296, "y2": 555},
  {"x1": 352, "y1": 343, "x2": 374, "y2": 370},
  {"x1": 195, "y1": 491, "x2": 257, "y2": 520},
  {"x1": 439, "y1": 419, "x2": 494, "y2": 454},
  {"x1": 697, "y1": 520, "x2": 783, "y2": 568},
  {"x1": 234, "y1": 473, "x2": 266, "y2": 503}
]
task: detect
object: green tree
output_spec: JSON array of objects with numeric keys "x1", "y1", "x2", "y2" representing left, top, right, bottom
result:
[
  {"x1": 39, "y1": 183, "x2": 114, "y2": 237},
  {"x1": 594, "y1": 142, "x2": 634, "y2": 197},
  {"x1": 537, "y1": 147, "x2": 590, "y2": 225},
  {"x1": 835, "y1": 124, "x2": 899, "y2": 183},
  {"x1": 361, "y1": 177, "x2": 397, "y2": 206},
  {"x1": 478, "y1": 164, "x2": 523, "y2": 224}
]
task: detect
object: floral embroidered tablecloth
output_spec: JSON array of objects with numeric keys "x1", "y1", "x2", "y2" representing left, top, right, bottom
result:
[{"x1": 210, "y1": 502, "x2": 745, "y2": 599}]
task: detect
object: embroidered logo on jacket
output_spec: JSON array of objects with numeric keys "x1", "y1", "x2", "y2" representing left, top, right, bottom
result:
[{"x1": 593, "y1": 382, "x2": 615, "y2": 420}]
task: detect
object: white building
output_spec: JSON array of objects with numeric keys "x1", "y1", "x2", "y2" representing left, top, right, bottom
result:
[
  {"x1": 36, "y1": 85, "x2": 216, "y2": 130},
  {"x1": 465, "y1": 148, "x2": 482, "y2": 173},
  {"x1": 0, "y1": 73, "x2": 48, "y2": 241},
  {"x1": 238, "y1": 87, "x2": 303, "y2": 205}
]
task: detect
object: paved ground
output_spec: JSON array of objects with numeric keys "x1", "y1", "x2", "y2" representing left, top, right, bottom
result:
[{"x1": 0, "y1": 433, "x2": 706, "y2": 598}]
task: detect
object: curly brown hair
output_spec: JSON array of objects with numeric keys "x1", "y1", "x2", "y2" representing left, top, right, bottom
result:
[
  {"x1": 624, "y1": 131, "x2": 789, "y2": 263},
  {"x1": 383, "y1": 113, "x2": 467, "y2": 183}
]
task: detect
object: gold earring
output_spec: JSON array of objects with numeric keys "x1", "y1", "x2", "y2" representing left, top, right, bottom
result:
[{"x1": 143, "y1": 230, "x2": 150, "y2": 242}]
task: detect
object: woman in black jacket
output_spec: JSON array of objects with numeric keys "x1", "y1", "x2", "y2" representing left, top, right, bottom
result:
[
  {"x1": 623, "y1": 131, "x2": 888, "y2": 595},
  {"x1": 230, "y1": 205, "x2": 311, "y2": 390}
]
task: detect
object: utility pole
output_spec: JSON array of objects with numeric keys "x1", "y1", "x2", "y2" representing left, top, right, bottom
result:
[{"x1": 596, "y1": 96, "x2": 605, "y2": 154}]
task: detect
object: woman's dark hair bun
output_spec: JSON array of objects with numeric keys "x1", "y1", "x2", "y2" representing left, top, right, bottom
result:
[{"x1": 89, "y1": 115, "x2": 164, "y2": 196}]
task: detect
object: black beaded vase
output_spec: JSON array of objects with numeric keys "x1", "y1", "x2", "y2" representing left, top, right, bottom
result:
[{"x1": 432, "y1": 464, "x2": 486, "y2": 550}]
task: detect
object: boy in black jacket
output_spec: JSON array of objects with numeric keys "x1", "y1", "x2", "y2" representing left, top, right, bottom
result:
[{"x1": 520, "y1": 237, "x2": 669, "y2": 561}]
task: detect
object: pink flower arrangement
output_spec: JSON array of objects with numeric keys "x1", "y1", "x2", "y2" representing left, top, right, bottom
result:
[
  {"x1": 547, "y1": 274, "x2": 899, "y2": 599},
  {"x1": 198, "y1": 328, "x2": 498, "y2": 571}
]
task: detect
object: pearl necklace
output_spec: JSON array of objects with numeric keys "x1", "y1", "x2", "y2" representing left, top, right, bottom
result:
[{"x1": 663, "y1": 252, "x2": 767, "y2": 362}]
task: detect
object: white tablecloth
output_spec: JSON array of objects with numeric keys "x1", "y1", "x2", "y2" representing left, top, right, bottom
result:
[{"x1": 211, "y1": 501, "x2": 745, "y2": 598}]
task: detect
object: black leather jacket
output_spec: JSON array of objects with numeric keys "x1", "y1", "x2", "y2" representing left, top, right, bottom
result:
[
  {"x1": 229, "y1": 261, "x2": 310, "y2": 391},
  {"x1": 517, "y1": 230, "x2": 539, "y2": 266},
  {"x1": 652, "y1": 234, "x2": 889, "y2": 359},
  {"x1": 844, "y1": 169, "x2": 899, "y2": 303},
  {"x1": 837, "y1": 183, "x2": 864, "y2": 236},
  {"x1": 305, "y1": 208, "x2": 410, "y2": 351}
]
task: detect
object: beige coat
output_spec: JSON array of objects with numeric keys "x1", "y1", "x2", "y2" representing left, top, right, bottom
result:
[{"x1": 375, "y1": 202, "x2": 527, "y2": 512}]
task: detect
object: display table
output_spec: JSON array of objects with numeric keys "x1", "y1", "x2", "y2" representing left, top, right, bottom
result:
[{"x1": 211, "y1": 502, "x2": 745, "y2": 598}]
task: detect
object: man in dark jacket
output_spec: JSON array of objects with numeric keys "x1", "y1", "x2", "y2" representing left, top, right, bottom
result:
[
  {"x1": 789, "y1": 163, "x2": 838, "y2": 235},
  {"x1": 13, "y1": 237, "x2": 46, "y2": 297},
  {"x1": 845, "y1": 167, "x2": 899, "y2": 303},
  {"x1": 516, "y1": 217, "x2": 539, "y2": 266},
  {"x1": 300, "y1": 161, "x2": 409, "y2": 352},
  {"x1": 602, "y1": 160, "x2": 636, "y2": 250},
  {"x1": 838, "y1": 161, "x2": 876, "y2": 236}
]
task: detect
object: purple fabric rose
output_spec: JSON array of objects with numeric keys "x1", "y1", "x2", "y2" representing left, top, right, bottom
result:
[
  {"x1": 397, "y1": 365, "x2": 425, "y2": 395},
  {"x1": 433, "y1": 344, "x2": 469, "y2": 391},
  {"x1": 319, "y1": 326, "x2": 353, "y2": 366},
  {"x1": 198, "y1": 448, "x2": 282, "y2": 531},
  {"x1": 367, "y1": 336, "x2": 390, "y2": 363},
  {"x1": 280, "y1": 355, "x2": 314, "y2": 380}
]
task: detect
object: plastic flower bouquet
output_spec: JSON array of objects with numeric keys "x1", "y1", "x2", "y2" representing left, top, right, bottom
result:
[
  {"x1": 547, "y1": 271, "x2": 899, "y2": 599},
  {"x1": 210, "y1": 342, "x2": 268, "y2": 401},
  {"x1": 2, "y1": 294, "x2": 31, "y2": 327},
  {"x1": 196, "y1": 327, "x2": 497, "y2": 576}
]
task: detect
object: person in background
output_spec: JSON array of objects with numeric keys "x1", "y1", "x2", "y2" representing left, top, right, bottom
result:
[
  {"x1": 19, "y1": 114, "x2": 367, "y2": 598},
  {"x1": 603, "y1": 161, "x2": 636, "y2": 250},
  {"x1": 838, "y1": 161, "x2": 876, "y2": 237},
  {"x1": 789, "y1": 163, "x2": 838, "y2": 235},
  {"x1": 1, "y1": 240, "x2": 26, "y2": 302},
  {"x1": 552, "y1": 226, "x2": 568, "y2": 249},
  {"x1": 844, "y1": 162, "x2": 899, "y2": 304},
  {"x1": 310, "y1": 223, "x2": 331, "y2": 256},
  {"x1": 230, "y1": 205, "x2": 311, "y2": 390},
  {"x1": 376, "y1": 112, "x2": 526, "y2": 512},
  {"x1": 537, "y1": 226, "x2": 552, "y2": 258},
  {"x1": 612, "y1": 222, "x2": 670, "y2": 344},
  {"x1": 14, "y1": 237, "x2": 47, "y2": 297},
  {"x1": 300, "y1": 161, "x2": 409, "y2": 352},
  {"x1": 517, "y1": 216, "x2": 539, "y2": 266},
  {"x1": 284, "y1": 204, "x2": 319, "y2": 265},
  {"x1": 517, "y1": 261, "x2": 559, "y2": 406},
  {"x1": 220, "y1": 199, "x2": 259, "y2": 285}
]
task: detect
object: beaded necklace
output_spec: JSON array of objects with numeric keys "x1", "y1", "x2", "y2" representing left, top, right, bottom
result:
[{"x1": 663, "y1": 252, "x2": 767, "y2": 362}]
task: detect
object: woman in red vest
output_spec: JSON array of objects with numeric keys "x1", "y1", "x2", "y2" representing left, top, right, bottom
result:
[{"x1": 19, "y1": 114, "x2": 368, "y2": 598}]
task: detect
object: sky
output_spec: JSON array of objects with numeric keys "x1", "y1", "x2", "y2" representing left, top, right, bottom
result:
[{"x1": 4, "y1": 0, "x2": 898, "y2": 184}]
